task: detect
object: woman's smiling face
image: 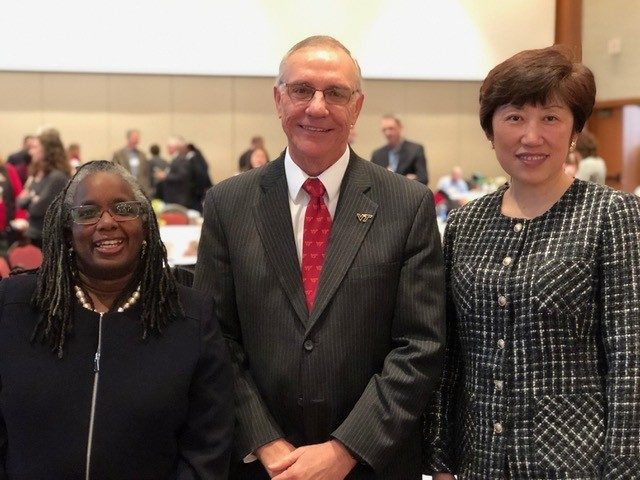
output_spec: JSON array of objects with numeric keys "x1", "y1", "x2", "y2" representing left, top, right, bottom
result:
[
  {"x1": 70, "y1": 171, "x2": 145, "y2": 281},
  {"x1": 491, "y1": 99, "x2": 576, "y2": 188}
]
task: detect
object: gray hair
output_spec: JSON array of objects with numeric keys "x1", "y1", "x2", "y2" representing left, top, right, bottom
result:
[
  {"x1": 276, "y1": 35, "x2": 363, "y2": 91},
  {"x1": 64, "y1": 160, "x2": 148, "y2": 207}
]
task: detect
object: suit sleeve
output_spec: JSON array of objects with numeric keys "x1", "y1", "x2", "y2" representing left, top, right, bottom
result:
[
  {"x1": 370, "y1": 148, "x2": 384, "y2": 167},
  {"x1": 138, "y1": 153, "x2": 152, "y2": 196},
  {"x1": 414, "y1": 145, "x2": 428, "y2": 185},
  {"x1": 600, "y1": 194, "x2": 640, "y2": 478},
  {"x1": 422, "y1": 208, "x2": 462, "y2": 474},
  {"x1": 331, "y1": 190, "x2": 445, "y2": 472},
  {"x1": 176, "y1": 296, "x2": 234, "y2": 479},
  {"x1": 111, "y1": 150, "x2": 122, "y2": 166},
  {"x1": 194, "y1": 188, "x2": 285, "y2": 460}
]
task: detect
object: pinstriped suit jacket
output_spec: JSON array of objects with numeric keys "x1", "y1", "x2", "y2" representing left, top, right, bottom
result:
[{"x1": 194, "y1": 151, "x2": 445, "y2": 479}]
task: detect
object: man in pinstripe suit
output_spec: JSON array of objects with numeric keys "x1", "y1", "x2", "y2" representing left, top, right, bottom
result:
[{"x1": 194, "y1": 35, "x2": 445, "y2": 479}]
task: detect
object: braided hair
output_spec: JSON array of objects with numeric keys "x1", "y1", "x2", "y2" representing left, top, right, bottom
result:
[{"x1": 32, "y1": 160, "x2": 184, "y2": 357}]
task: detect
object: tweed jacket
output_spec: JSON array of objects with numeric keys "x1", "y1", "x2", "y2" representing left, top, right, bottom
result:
[
  {"x1": 194, "y1": 151, "x2": 445, "y2": 479},
  {"x1": 424, "y1": 180, "x2": 640, "y2": 479},
  {"x1": 371, "y1": 140, "x2": 429, "y2": 185}
]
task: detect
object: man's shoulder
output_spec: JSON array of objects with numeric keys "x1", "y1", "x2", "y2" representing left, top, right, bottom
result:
[
  {"x1": 371, "y1": 144, "x2": 389, "y2": 158},
  {"x1": 136, "y1": 149, "x2": 148, "y2": 161},
  {"x1": 112, "y1": 147, "x2": 126, "y2": 161},
  {"x1": 402, "y1": 139, "x2": 425, "y2": 154}
]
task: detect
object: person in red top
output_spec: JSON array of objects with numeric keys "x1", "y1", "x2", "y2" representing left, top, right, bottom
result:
[{"x1": 0, "y1": 157, "x2": 27, "y2": 236}]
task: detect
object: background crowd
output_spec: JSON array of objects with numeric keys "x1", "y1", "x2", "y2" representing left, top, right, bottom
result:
[{"x1": 0, "y1": 33, "x2": 638, "y2": 480}]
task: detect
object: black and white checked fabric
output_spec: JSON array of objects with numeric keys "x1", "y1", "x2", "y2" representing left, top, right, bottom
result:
[{"x1": 424, "y1": 179, "x2": 640, "y2": 479}]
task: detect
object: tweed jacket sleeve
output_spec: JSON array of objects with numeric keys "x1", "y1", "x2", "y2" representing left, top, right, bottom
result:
[
  {"x1": 423, "y1": 207, "x2": 462, "y2": 474},
  {"x1": 410, "y1": 143, "x2": 428, "y2": 185},
  {"x1": 600, "y1": 193, "x2": 640, "y2": 478}
]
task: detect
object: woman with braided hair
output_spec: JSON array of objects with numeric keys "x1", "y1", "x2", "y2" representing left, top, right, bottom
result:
[{"x1": 0, "y1": 160, "x2": 233, "y2": 479}]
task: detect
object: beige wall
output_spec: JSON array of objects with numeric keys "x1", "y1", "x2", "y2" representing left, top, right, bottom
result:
[
  {"x1": 583, "y1": 0, "x2": 640, "y2": 101},
  {"x1": 0, "y1": 71, "x2": 498, "y2": 187}
]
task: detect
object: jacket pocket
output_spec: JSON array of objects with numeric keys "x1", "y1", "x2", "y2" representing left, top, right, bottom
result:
[
  {"x1": 533, "y1": 393, "x2": 605, "y2": 473},
  {"x1": 534, "y1": 258, "x2": 593, "y2": 317}
]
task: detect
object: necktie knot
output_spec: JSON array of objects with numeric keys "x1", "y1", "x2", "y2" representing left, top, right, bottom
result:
[{"x1": 302, "y1": 178, "x2": 326, "y2": 199}]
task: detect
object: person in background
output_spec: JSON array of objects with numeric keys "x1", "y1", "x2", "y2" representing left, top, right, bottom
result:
[
  {"x1": 112, "y1": 129, "x2": 151, "y2": 195},
  {"x1": 436, "y1": 166, "x2": 469, "y2": 199},
  {"x1": 575, "y1": 129, "x2": 607, "y2": 184},
  {"x1": 156, "y1": 137, "x2": 210, "y2": 212},
  {"x1": 248, "y1": 147, "x2": 269, "y2": 170},
  {"x1": 148, "y1": 143, "x2": 169, "y2": 198},
  {"x1": 6, "y1": 134, "x2": 34, "y2": 184},
  {"x1": 371, "y1": 114, "x2": 428, "y2": 184},
  {"x1": 424, "y1": 46, "x2": 640, "y2": 479},
  {"x1": 238, "y1": 136, "x2": 269, "y2": 173},
  {"x1": 0, "y1": 160, "x2": 233, "y2": 478},
  {"x1": 0, "y1": 156, "x2": 26, "y2": 248},
  {"x1": 16, "y1": 130, "x2": 71, "y2": 248},
  {"x1": 186, "y1": 143, "x2": 213, "y2": 208},
  {"x1": 195, "y1": 35, "x2": 444, "y2": 480},
  {"x1": 67, "y1": 142, "x2": 82, "y2": 174}
]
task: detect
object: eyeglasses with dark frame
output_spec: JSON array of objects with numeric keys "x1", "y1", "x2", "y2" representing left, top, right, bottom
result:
[
  {"x1": 70, "y1": 201, "x2": 143, "y2": 225},
  {"x1": 281, "y1": 82, "x2": 359, "y2": 106}
]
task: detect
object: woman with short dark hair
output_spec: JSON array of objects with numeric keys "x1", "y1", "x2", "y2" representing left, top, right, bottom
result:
[{"x1": 424, "y1": 46, "x2": 640, "y2": 479}]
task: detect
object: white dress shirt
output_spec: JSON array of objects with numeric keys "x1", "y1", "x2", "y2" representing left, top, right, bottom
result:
[{"x1": 284, "y1": 147, "x2": 350, "y2": 264}]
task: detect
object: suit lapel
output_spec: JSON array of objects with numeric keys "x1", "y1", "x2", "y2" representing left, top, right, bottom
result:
[
  {"x1": 253, "y1": 158, "x2": 309, "y2": 326},
  {"x1": 309, "y1": 153, "x2": 378, "y2": 329},
  {"x1": 382, "y1": 146, "x2": 391, "y2": 168},
  {"x1": 396, "y1": 141, "x2": 410, "y2": 173}
]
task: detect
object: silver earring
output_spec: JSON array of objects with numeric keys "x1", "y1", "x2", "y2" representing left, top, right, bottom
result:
[
  {"x1": 68, "y1": 246, "x2": 74, "y2": 261},
  {"x1": 141, "y1": 240, "x2": 147, "y2": 256},
  {"x1": 570, "y1": 139, "x2": 577, "y2": 151}
]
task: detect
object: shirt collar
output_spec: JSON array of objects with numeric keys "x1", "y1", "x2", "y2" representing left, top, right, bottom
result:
[{"x1": 284, "y1": 146, "x2": 350, "y2": 204}]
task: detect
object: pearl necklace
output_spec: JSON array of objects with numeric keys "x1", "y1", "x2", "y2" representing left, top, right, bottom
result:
[{"x1": 74, "y1": 284, "x2": 141, "y2": 313}]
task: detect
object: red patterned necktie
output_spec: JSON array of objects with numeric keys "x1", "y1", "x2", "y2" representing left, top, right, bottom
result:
[{"x1": 301, "y1": 178, "x2": 332, "y2": 311}]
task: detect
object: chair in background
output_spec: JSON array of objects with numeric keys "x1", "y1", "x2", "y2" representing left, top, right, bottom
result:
[
  {"x1": 0, "y1": 257, "x2": 10, "y2": 278},
  {"x1": 7, "y1": 242, "x2": 43, "y2": 270},
  {"x1": 159, "y1": 204, "x2": 190, "y2": 225}
]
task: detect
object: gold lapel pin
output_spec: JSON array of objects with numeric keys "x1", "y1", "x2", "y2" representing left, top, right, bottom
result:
[{"x1": 356, "y1": 213, "x2": 374, "y2": 223}]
